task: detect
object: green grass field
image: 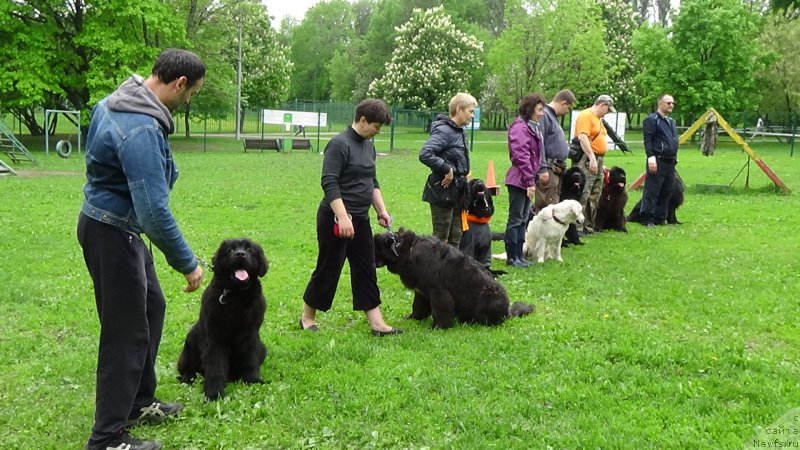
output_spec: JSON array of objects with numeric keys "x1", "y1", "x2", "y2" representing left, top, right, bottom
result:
[{"x1": 1, "y1": 131, "x2": 800, "y2": 448}]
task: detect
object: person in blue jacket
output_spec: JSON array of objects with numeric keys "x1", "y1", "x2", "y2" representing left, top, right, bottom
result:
[
  {"x1": 78, "y1": 49, "x2": 205, "y2": 450},
  {"x1": 639, "y1": 94, "x2": 679, "y2": 227}
]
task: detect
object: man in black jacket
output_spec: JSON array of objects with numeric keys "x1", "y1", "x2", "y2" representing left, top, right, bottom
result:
[{"x1": 639, "y1": 94, "x2": 678, "y2": 227}]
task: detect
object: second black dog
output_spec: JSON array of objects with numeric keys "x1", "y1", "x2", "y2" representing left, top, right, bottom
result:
[
  {"x1": 177, "y1": 238, "x2": 269, "y2": 401},
  {"x1": 560, "y1": 166, "x2": 586, "y2": 246},
  {"x1": 460, "y1": 178, "x2": 495, "y2": 268},
  {"x1": 628, "y1": 175, "x2": 685, "y2": 225},
  {"x1": 594, "y1": 166, "x2": 628, "y2": 232}
]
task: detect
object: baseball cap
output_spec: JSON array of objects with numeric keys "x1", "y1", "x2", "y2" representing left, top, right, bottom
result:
[{"x1": 596, "y1": 95, "x2": 616, "y2": 112}]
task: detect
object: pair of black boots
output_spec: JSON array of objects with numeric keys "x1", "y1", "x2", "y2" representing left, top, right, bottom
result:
[{"x1": 504, "y1": 240, "x2": 530, "y2": 268}]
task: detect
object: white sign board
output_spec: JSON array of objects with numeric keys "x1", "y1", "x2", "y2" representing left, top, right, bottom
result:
[
  {"x1": 570, "y1": 111, "x2": 628, "y2": 151},
  {"x1": 262, "y1": 110, "x2": 328, "y2": 127}
]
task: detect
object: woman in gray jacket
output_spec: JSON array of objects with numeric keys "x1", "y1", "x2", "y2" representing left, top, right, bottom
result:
[{"x1": 419, "y1": 93, "x2": 477, "y2": 247}]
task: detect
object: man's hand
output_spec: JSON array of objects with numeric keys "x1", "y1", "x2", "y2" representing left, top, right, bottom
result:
[
  {"x1": 539, "y1": 171, "x2": 550, "y2": 184},
  {"x1": 184, "y1": 265, "x2": 204, "y2": 293},
  {"x1": 588, "y1": 159, "x2": 598, "y2": 175},
  {"x1": 647, "y1": 156, "x2": 657, "y2": 174}
]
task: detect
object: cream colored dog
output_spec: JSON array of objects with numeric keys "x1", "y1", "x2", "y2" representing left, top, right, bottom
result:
[{"x1": 525, "y1": 199, "x2": 585, "y2": 263}]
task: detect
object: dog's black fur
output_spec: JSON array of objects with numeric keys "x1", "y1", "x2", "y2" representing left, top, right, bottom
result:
[
  {"x1": 560, "y1": 166, "x2": 586, "y2": 245},
  {"x1": 459, "y1": 178, "x2": 494, "y2": 267},
  {"x1": 594, "y1": 166, "x2": 628, "y2": 232},
  {"x1": 177, "y1": 238, "x2": 269, "y2": 401},
  {"x1": 628, "y1": 176, "x2": 685, "y2": 225},
  {"x1": 375, "y1": 228, "x2": 532, "y2": 329}
]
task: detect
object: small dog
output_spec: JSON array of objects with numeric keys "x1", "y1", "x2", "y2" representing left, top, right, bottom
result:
[
  {"x1": 459, "y1": 178, "x2": 495, "y2": 268},
  {"x1": 560, "y1": 167, "x2": 586, "y2": 246},
  {"x1": 375, "y1": 228, "x2": 533, "y2": 329},
  {"x1": 524, "y1": 199, "x2": 585, "y2": 263},
  {"x1": 177, "y1": 238, "x2": 269, "y2": 401},
  {"x1": 594, "y1": 166, "x2": 628, "y2": 232},
  {"x1": 628, "y1": 175, "x2": 685, "y2": 225}
]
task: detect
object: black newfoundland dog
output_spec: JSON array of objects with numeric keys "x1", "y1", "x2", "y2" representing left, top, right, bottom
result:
[
  {"x1": 177, "y1": 238, "x2": 269, "y2": 401},
  {"x1": 628, "y1": 175, "x2": 685, "y2": 225},
  {"x1": 374, "y1": 228, "x2": 533, "y2": 329},
  {"x1": 594, "y1": 166, "x2": 628, "y2": 232},
  {"x1": 459, "y1": 178, "x2": 495, "y2": 268},
  {"x1": 560, "y1": 166, "x2": 586, "y2": 246}
]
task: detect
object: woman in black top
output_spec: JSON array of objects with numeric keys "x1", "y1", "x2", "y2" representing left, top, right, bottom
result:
[{"x1": 300, "y1": 99, "x2": 401, "y2": 336}]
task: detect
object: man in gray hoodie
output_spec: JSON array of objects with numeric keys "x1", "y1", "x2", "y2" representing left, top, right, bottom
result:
[
  {"x1": 78, "y1": 49, "x2": 205, "y2": 450},
  {"x1": 535, "y1": 89, "x2": 576, "y2": 210}
]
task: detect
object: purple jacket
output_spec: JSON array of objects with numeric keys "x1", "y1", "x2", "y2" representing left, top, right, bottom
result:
[{"x1": 504, "y1": 116, "x2": 543, "y2": 190}]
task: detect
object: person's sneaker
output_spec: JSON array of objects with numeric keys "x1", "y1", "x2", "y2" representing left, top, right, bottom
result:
[
  {"x1": 85, "y1": 431, "x2": 162, "y2": 450},
  {"x1": 127, "y1": 401, "x2": 183, "y2": 427}
]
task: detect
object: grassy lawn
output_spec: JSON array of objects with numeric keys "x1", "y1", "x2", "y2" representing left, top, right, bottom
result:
[{"x1": 1, "y1": 130, "x2": 799, "y2": 449}]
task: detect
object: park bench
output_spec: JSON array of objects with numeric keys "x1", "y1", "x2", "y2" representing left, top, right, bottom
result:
[
  {"x1": 243, "y1": 138, "x2": 282, "y2": 152},
  {"x1": 290, "y1": 139, "x2": 313, "y2": 151}
]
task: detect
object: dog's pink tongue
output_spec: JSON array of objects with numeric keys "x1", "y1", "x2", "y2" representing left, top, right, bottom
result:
[{"x1": 235, "y1": 270, "x2": 249, "y2": 281}]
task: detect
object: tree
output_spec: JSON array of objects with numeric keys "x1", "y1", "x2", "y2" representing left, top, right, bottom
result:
[
  {"x1": 597, "y1": 0, "x2": 641, "y2": 113},
  {"x1": 289, "y1": 0, "x2": 355, "y2": 101},
  {"x1": 0, "y1": 0, "x2": 183, "y2": 134},
  {"x1": 486, "y1": 0, "x2": 606, "y2": 112},
  {"x1": 367, "y1": 6, "x2": 484, "y2": 111},
  {"x1": 757, "y1": 8, "x2": 800, "y2": 121},
  {"x1": 632, "y1": 0, "x2": 767, "y2": 121}
]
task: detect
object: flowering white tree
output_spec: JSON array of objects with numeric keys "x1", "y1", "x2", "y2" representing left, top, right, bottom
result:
[
  {"x1": 368, "y1": 6, "x2": 484, "y2": 110},
  {"x1": 598, "y1": 0, "x2": 640, "y2": 112}
]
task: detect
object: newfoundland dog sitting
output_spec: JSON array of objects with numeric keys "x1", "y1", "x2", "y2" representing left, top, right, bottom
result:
[
  {"x1": 560, "y1": 166, "x2": 586, "y2": 246},
  {"x1": 374, "y1": 228, "x2": 533, "y2": 329},
  {"x1": 594, "y1": 166, "x2": 629, "y2": 232},
  {"x1": 459, "y1": 178, "x2": 495, "y2": 268},
  {"x1": 628, "y1": 175, "x2": 685, "y2": 225},
  {"x1": 177, "y1": 238, "x2": 269, "y2": 401}
]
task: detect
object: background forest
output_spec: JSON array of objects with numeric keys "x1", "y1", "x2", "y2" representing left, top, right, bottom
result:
[{"x1": 2, "y1": 0, "x2": 800, "y2": 135}]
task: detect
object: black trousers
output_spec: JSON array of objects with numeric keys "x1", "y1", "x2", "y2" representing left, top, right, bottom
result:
[
  {"x1": 640, "y1": 158, "x2": 677, "y2": 224},
  {"x1": 303, "y1": 207, "x2": 381, "y2": 312},
  {"x1": 77, "y1": 214, "x2": 165, "y2": 447}
]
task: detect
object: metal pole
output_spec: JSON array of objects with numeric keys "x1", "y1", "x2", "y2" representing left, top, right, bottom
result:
[{"x1": 235, "y1": 18, "x2": 243, "y2": 140}]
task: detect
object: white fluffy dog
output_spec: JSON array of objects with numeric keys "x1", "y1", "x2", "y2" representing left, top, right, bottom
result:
[{"x1": 525, "y1": 199, "x2": 585, "y2": 263}]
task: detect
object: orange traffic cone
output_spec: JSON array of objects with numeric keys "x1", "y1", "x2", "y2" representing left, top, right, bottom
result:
[{"x1": 486, "y1": 160, "x2": 500, "y2": 196}]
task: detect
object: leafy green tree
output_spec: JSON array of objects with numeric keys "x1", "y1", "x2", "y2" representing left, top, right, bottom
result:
[
  {"x1": 0, "y1": 0, "x2": 183, "y2": 134},
  {"x1": 757, "y1": 8, "x2": 800, "y2": 120},
  {"x1": 289, "y1": 0, "x2": 355, "y2": 100},
  {"x1": 486, "y1": 0, "x2": 606, "y2": 111},
  {"x1": 632, "y1": 0, "x2": 767, "y2": 121},
  {"x1": 367, "y1": 6, "x2": 484, "y2": 110}
]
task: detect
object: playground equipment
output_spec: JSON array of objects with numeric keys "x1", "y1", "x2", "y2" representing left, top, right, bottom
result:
[
  {"x1": 44, "y1": 109, "x2": 81, "y2": 157},
  {"x1": 629, "y1": 108, "x2": 791, "y2": 195},
  {"x1": 1, "y1": 116, "x2": 37, "y2": 174}
]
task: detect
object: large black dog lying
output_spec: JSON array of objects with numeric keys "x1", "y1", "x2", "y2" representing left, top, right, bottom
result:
[
  {"x1": 628, "y1": 175, "x2": 685, "y2": 225},
  {"x1": 560, "y1": 166, "x2": 586, "y2": 246},
  {"x1": 594, "y1": 166, "x2": 628, "y2": 232},
  {"x1": 177, "y1": 238, "x2": 268, "y2": 401},
  {"x1": 375, "y1": 228, "x2": 533, "y2": 329}
]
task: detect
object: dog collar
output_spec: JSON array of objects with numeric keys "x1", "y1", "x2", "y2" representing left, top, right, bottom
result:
[
  {"x1": 552, "y1": 210, "x2": 566, "y2": 225},
  {"x1": 218, "y1": 289, "x2": 231, "y2": 305}
]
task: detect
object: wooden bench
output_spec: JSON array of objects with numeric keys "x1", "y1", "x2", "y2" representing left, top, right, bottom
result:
[
  {"x1": 290, "y1": 139, "x2": 313, "y2": 151},
  {"x1": 243, "y1": 138, "x2": 282, "y2": 152}
]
